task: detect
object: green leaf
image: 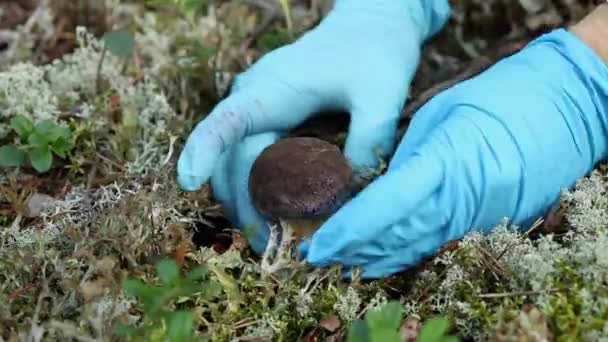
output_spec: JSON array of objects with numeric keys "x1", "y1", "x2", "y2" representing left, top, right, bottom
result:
[
  {"x1": 365, "y1": 301, "x2": 403, "y2": 332},
  {"x1": 34, "y1": 119, "x2": 56, "y2": 136},
  {"x1": 122, "y1": 279, "x2": 167, "y2": 311},
  {"x1": 182, "y1": 0, "x2": 207, "y2": 14},
  {"x1": 31, "y1": 120, "x2": 70, "y2": 143},
  {"x1": 29, "y1": 146, "x2": 53, "y2": 173},
  {"x1": 200, "y1": 279, "x2": 223, "y2": 299},
  {"x1": 185, "y1": 265, "x2": 209, "y2": 281},
  {"x1": 0, "y1": 145, "x2": 25, "y2": 167},
  {"x1": 188, "y1": 40, "x2": 216, "y2": 63},
  {"x1": 113, "y1": 324, "x2": 139, "y2": 336},
  {"x1": 368, "y1": 330, "x2": 402, "y2": 342},
  {"x1": 418, "y1": 317, "x2": 452, "y2": 342},
  {"x1": 166, "y1": 310, "x2": 195, "y2": 342},
  {"x1": 347, "y1": 319, "x2": 369, "y2": 342},
  {"x1": 49, "y1": 125, "x2": 71, "y2": 143},
  {"x1": 440, "y1": 337, "x2": 460, "y2": 342},
  {"x1": 156, "y1": 259, "x2": 180, "y2": 285},
  {"x1": 9, "y1": 115, "x2": 33, "y2": 138},
  {"x1": 257, "y1": 27, "x2": 292, "y2": 51},
  {"x1": 51, "y1": 137, "x2": 73, "y2": 158},
  {"x1": 28, "y1": 132, "x2": 49, "y2": 147},
  {"x1": 102, "y1": 29, "x2": 135, "y2": 57},
  {"x1": 123, "y1": 278, "x2": 151, "y2": 297},
  {"x1": 145, "y1": 0, "x2": 174, "y2": 7}
]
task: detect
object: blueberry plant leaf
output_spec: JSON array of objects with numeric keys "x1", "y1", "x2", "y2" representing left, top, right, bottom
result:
[
  {"x1": 418, "y1": 316, "x2": 454, "y2": 342},
  {"x1": 34, "y1": 120, "x2": 57, "y2": 138},
  {"x1": 28, "y1": 132, "x2": 49, "y2": 147},
  {"x1": 368, "y1": 330, "x2": 402, "y2": 342},
  {"x1": 347, "y1": 319, "x2": 370, "y2": 342},
  {"x1": 365, "y1": 301, "x2": 403, "y2": 333},
  {"x1": 347, "y1": 301, "x2": 405, "y2": 342},
  {"x1": 113, "y1": 324, "x2": 140, "y2": 337},
  {"x1": 184, "y1": 265, "x2": 209, "y2": 282},
  {"x1": 122, "y1": 278, "x2": 167, "y2": 314},
  {"x1": 166, "y1": 310, "x2": 195, "y2": 342},
  {"x1": 9, "y1": 115, "x2": 33, "y2": 139},
  {"x1": 182, "y1": 0, "x2": 208, "y2": 16},
  {"x1": 102, "y1": 29, "x2": 135, "y2": 57},
  {"x1": 51, "y1": 137, "x2": 72, "y2": 158},
  {"x1": 0, "y1": 145, "x2": 25, "y2": 167},
  {"x1": 156, "y1": 259, "x2": 180, "y2": 285},
  {"x1": 29, "y1": 146, "x2": 53, "y2": 173},
  {"x1": 48, "y1": 125, "x2": 71, "y2": 143}
]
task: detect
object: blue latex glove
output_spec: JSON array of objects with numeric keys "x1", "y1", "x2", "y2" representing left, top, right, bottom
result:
[
  {"x1": 304, "y1": 28, "x2": 608, "y2": 278},
  {"x1": 177, "y1": 1, "x2": 451, "y2": 254}
]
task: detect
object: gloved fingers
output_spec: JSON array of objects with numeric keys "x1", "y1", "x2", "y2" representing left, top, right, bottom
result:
[
  {"x1": 337, "y1": 228, "x2": 449, "y2": 279},
  {"x1": 231, "y1": 132, "x2": 281, "y2": 237},
  {"x1": 316, "y1": 210, "x2": 447, "y2": 266},
  {"x1": 297, "y1": 239, "x2": 310, "y2": 259},
  {"x1": 343, "y1": 94, "x2": 402, "y2": 172},
  {"x1": 177, "y1": 83, "x2": 322, "y2": 191},
  {"x1": 306, "y1": 147, "x2": 445, "y2": 266},
  {"x1": 211, "y1": 132, "x2": 281, "y2": 254},
  {"x1": 210, "y1": 147, "x2": 235, "y2": 218},
  {"x1": 389, "y1": 90, "x2": 453, "y2": 170}
]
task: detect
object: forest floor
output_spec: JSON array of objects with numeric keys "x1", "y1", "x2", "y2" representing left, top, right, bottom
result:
[{"x1": 1, "y1": 1, "x2": 607, "y2": 341}]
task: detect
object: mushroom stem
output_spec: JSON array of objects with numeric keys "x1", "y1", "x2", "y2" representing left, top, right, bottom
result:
[{"x1": 260, "y1": 220, "x2": 300, "y2": 275}]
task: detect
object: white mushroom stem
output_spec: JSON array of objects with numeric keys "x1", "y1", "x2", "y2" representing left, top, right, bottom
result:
[{"x1": 260, "y1": 219, "x2": 298, "y2": 275}]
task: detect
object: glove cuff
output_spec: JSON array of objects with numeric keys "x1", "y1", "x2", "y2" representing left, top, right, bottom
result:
[{"x1": 331, "y1": 0, "x2": 451, "y2": 42}]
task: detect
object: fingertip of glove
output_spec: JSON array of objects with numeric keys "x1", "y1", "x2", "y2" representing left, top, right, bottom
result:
[
  {"x1": 297, "y1": 240, "x2": 310, "y2": 258},
  {"x1": 176, "y1": 173, "x2": 204, "y2": 192},
  {"x1": 304, "y1": 242, "x2": 325, "y2": 266},
  {"x1": 305, "y1": 234, "x2": 341, "y2": 266},
  {"x1": 176, "y1": 151, "x2": 214, "y2": 191}
]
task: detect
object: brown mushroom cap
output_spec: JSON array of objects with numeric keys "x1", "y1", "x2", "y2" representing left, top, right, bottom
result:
[{"x1": 248, "y1": 137, "x2": 353, "y2": 222}]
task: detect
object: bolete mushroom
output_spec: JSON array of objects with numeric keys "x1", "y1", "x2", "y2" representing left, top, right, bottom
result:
[
  {"x1": 249, "y1": 136, "x2": 353, "y2": 237},
  {"x1": 248, "y1": 137, "x2": 354, "y2": 273}
]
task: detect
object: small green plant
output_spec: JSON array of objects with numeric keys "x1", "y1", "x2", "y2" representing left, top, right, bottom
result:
[
  {"x1": 96, "y1": 28, "x2": 135, "y2": 93},
  {"x1": 115, "y1": 259, "x2": 222, "y2": 342},
  {"x1": 347, "y1": 301, "x2": 459, "y2": 342},
  {"x1": 145, "y1": 0, "x2": 208, "y2": 22},
  {"x1": 418, "y1": 317, "x2": 460, "y2": 342},
  {"x1": 0, "y1": 115, "x2": 74, "y2": 173},
  {"x1": 102, "y1": 29, "x2": 136, "y2": 58},
  {"x1": 257, "y1": 27, "x2": 293, "y2": 52}
]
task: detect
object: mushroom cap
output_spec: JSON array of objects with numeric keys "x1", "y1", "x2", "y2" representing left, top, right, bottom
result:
[{"x1": 248, "y1": 137, "x2": 353, "y2": 221}]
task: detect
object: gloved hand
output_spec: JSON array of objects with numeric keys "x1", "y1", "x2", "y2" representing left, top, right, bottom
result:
[
  {"x1": 177, "y1": 0, "x2": 451, "y2": 254},
  {"x1": 303, "y1": 28, "x2": 608, "y2": 278}
]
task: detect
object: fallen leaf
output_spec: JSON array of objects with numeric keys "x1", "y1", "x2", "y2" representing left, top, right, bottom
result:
[
  {"x1": 80, "y1": 281, "x2": 105, "y2": 301},
  {"x1": 174, "y1": 240, "x2": 188, "y2": 267},
  {"x1": 540, "y1": 200, "x2": 567, "y2": 235},
  {"x1": 319, "y1": 315, "x2": 340, "y2": 333},
  {"x1": 24, "y1": 193, "x2": 58, "y2": 218},
  {"x1": 232, "y1": 231, "x2": 249, "y2": 251},
  {"x1": 399, "y1": 316, "x2": 422, "y2": 342},
  {"x1": 95, "y1": 256, "x2": 117, "y2": 274}
]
